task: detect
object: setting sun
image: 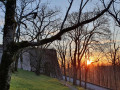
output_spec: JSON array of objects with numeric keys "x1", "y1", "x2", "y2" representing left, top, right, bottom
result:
[{"x1": 87, "y1": 60, "x2": 92, "y2": 65}]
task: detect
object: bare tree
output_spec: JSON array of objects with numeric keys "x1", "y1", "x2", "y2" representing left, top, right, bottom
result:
[
  {"x1": 15, "y1": 0, "x2": 40, "y2": 42},
  {"x1": 101, "y1": 0, "x2": 120, "y2": 26},
  {"x1": 0, "y1": 0, "x2": 114, "y2": 89},
  {"x1": 14, "y1": 1, "x2": 60, "y2": 71},
  {"x1": 104, "y1": 28, "x2": 119, "y2": 90},
  {"x1": 21, "y1": 3, "x2": 60, "y2": 43},
  {"x1": 67, "y1": 11, "x2": 110, "y2": 86},
  {"x1": 54, "y1": 36, "x2": 69, "y2": 81}
]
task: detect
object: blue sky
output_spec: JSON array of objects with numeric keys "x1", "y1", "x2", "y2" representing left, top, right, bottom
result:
[
  {"x1": 43, "y1": 0, "x2": 100, "y2": 14},
  {"x1": 0, "y1": 0, "x2": 93, "y2": 44},
  {"x1": 0, "y1": 0, "x2": 116, "y2": 44}
]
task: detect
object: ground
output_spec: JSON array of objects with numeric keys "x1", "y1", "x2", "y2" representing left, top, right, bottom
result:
[{"x1": 10, "y1": 69, "x2": 84, "y2": 90}]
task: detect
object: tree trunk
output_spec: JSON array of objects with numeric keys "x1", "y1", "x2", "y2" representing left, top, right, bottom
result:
[
  {"x1": 73, "y1": 41, "x2": 77, "y2": 85},
  {"x1": 79, "y1": 67, "x2": 81, "y2": 86},
  {"x1": 14, "y1": 58, "x2": 18, "y2": 72},
  {"x1": 0, "y1": 0, "x2": 16, "y2": 90},
  {"x1": 64, "y1": 59, "x2": 67, "y2": 81},
  {"x1": 35, "y1": 58, "x2": 41, "y2": 75},
  {"x1": 113, "y1": 66, "x2": 117, "y2": 90},
  {"x1": 85, "y1": 67, "x2": 88, "y2": 89},
  {"x1": 68, "y1": 63, "x2": 71, "y2": 82},
  {"x1": 0, "y1": 53, "x2": 13, "y2": 90},
  {"x1": 73, "y1": 65, "x2": 77, "y2": 85},
  {"x1": 14, "y1": 54, "x2": 19, "y2": 72}
]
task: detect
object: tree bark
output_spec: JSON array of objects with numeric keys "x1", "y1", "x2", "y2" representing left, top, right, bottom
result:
[
  {"x1": 73, "y1": 65, "x2": 77, "y2": 85},
  {"x1": 85, "y1": 67, "x2": 88, "y2": 89},
  {"x1": 79, "y1": 67, "x2": 81, "y2": 86},
  {"x1": 0, "y1": 53, "x2": 13, "y2": 90},
  {"x1": 64, "y1": 59, "x2": 67, "y2": 81},
  {"x1": 0, "y1": 0, "x2": 16, "y2": 90},
  {"x1": 14, "y1": 55, "x2": 19, "y2": 72},
  {"x1": 73, "y1": 41, "x2": 77, "y2": 85}
]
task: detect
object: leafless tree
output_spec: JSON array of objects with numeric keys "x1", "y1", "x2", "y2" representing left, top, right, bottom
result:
[
  {"x1": 13, "y1": 1, "x2": 60, "y2": 71},
  {"x1": 0, "y1": 0, "x2": 114, "y2": 89},
  {"x1": 15, "y1": 0, "x2": 41, "y2": 42},
  {"x1": 101, "y1": 0, "x2": 120, "y2": 26},
  {"x1": 104, "y1": 28, "x2": 119, "y2": 90},
  {"x1": 67, "y1": 11, "x2": 110, "y2": 86},
  {"x1": 20, "y1": 3, "x2": 60, "y2": 43},
  {"x1": 54, "y1": 36, "x2": 69, "y2": 81}
]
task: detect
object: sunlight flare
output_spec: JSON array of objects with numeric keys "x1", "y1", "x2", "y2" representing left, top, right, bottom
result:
[{"x1": 87, "y1": 60, "x2": 93, "y2": 65}]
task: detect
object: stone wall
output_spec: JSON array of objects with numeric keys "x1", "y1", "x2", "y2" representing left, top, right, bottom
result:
[
  {"x1": 0, "y1": 46, "x2": 62, "y2": 79},
  {"x1": 18, "y1": 51, "x2": 31, "y2": 71},
  {"x1": 18, "y1": 48, "x2": 62, "y2": 79}
]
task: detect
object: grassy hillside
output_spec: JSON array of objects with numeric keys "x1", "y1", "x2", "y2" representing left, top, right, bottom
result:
[{"x1": 10, "y1": 69, "x2": 69, "y2": 90}]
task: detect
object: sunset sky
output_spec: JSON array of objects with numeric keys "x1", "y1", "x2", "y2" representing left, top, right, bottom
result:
[{"x1": 0, "y1": 1, "x2": 120, "y2": 65}]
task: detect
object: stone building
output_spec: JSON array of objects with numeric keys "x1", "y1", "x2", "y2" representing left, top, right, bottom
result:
[
  {"x1": 0, "y1": 46, "x2": 62, "y2": 79},
  {"x1": 18, "y1": 48, "x2": 62, "y2": 79}
]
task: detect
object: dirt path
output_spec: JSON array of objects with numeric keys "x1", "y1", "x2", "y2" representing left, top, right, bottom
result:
[{"x1": 60, "y1": 80, "x2": 78, "y2": 90}]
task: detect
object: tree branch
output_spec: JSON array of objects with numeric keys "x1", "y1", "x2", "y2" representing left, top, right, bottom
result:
[{"x1": 27, "y1": 0, "x2": 113, "y2": 47}]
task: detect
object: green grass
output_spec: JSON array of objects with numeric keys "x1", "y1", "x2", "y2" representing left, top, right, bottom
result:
[
  {"x1": 76, "y1": 87, "x2": 85, "y2": 90},
  {"x1": 10, "y1": 69, "x2": 69, "y2": 90},
  {"x1": 65, "y1": 81, "x2": 85, "y2": 90}
]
